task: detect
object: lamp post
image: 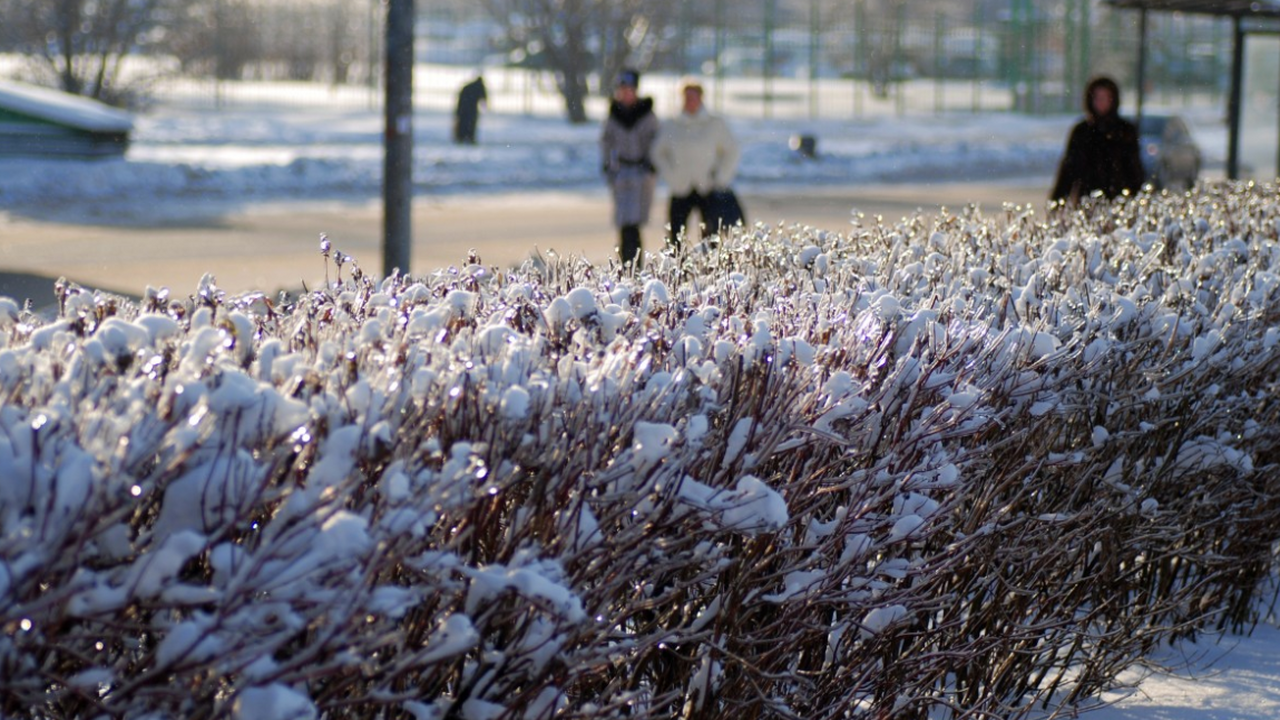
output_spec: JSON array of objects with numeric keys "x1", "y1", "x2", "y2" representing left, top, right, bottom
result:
[{"x1": 383, "y1": 0, "x2": 414, "y2": 278}]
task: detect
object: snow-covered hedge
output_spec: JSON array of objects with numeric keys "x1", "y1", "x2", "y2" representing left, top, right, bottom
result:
[{"x1": 3, "y1": 184, "x2": 1280, "y2": 719}]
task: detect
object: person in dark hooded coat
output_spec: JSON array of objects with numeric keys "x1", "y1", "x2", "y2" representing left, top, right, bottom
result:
[
  {"x1": 600, "y1": 69, "x2": 659, "y2": 267},
  {"x1": 454, "y1": 75, "x2": 487, "y2": 144},
  {"x1": 1051, "y1": 75, "x2": 1145, "y2": 204}
]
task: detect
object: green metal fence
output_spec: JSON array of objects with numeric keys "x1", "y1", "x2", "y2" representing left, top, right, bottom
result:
[{"x1": 31, "y1": 0, "x2": 1229, "y2": 120}]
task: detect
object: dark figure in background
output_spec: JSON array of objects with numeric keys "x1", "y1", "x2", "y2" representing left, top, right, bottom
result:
[
  {"x1": 454, "y1": 75, "x2": 487, "y2": 144},
  {"x1": 600, "y1": 69, "x2": 659, "y2": 267},
  {"x1": 1051, "y1": 75, "x2": 1145, "y2": 204}
]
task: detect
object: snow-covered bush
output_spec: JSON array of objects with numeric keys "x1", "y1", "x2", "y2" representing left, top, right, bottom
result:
[{"x1": 2, "y1": 183, "x2": 1280, "y2": 719}]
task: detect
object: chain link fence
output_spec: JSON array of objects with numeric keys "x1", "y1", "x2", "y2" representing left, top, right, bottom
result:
[{"x1": 5, "y1": 1, "x2": 1233, "y2": 121}]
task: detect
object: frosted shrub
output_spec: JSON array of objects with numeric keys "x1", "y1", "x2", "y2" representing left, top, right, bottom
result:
[{"x1": 2, "y1": 182, "x2": 1280, "y2": 719}]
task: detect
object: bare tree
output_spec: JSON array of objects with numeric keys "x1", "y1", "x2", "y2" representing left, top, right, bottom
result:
[
  {"x1": 0, "y1": 0, "x2": 196, "y2": 104},
  {"x1": 324, "y1": 2, "x2": 359, "y2": 85},
  {"x1": 478, "y1": 0, "x2": 677, "y2": 124},
  {"x1": 163, "y1": 0, "x2": 261, "y2": 80}
]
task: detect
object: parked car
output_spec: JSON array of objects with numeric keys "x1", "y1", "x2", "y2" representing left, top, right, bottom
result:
[{"x1": 1136, "y1": 114, "x2": 1202, "y2": 191}]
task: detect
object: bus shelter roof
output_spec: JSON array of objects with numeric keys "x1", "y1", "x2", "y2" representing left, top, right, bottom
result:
[
  {"x1": 1106, "y1": 0, "x2": 1280, "y2": 179},
  {"x1": 1108, "y1": 0, "x2": 1280, "y2": 15}
]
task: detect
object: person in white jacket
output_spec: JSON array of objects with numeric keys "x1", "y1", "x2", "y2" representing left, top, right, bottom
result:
[{"x1": 652, "y1": 77, "x2": 741, "y2": 247}]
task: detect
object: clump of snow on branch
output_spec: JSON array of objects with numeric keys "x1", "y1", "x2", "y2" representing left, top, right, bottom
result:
[{"x1": 2, "y1": 183, "x2": 1280, "y2": 719}]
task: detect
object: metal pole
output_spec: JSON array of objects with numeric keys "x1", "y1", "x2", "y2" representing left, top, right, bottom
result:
[
  {"x1": 810, "y1": 0, "x2": 819, "y2": 118},
  {"x1": 383, "y1": 0, "x2": 414, "y2": 278},
  {"x1": 524, "y1": 67, "x2": 532, "y2": 114},
  {"x1": 894, "y1": 0, "x2": 905, "y2": 117},
  {"x1": 764, "y1": 0, "x2": 776, "y2": 119},
  {"x1": 368, "y1": 0, "x2": 379, "y2": 110},
  {"x1": 214, "y1": 0, "x2": 225, "y2": 109},
  {"x1": 1182, "y1": 17, "x2": 1192, "y2": 105},
  {"x1": 680, "y1": 0, "x2": 692, "y2": 74},
  {"x1": 1079, "y1": 0, "x2": 1091, "y2": 94},
  {"x1": 715, "y1": 0, "x2": 725, "y2": 109},
  {"x1": 1026, "y1": 0, "x2": 1038, "y2": 113},
  {"x1": 1008, "y1": 0, "x2": 1022, "y2": 111},
  {"x1": 1135, "y1": 9, "x2": 1147, "y2": 124},
  {"x1": 1227, "y1": 15, "x2": 1244, "y2": 180},
  {"x1": 973, "y1": 3, "x2": 983, "y2": 112},
  {"x1": 934, "y1": 10, "x2": 943, "y2": 114},
  {"x1": 854, "y1": 0, "x2": 864, "y2": 118},
  {"x1": 1065, "y1": 0, "x2": 1077, "y2": 112}
]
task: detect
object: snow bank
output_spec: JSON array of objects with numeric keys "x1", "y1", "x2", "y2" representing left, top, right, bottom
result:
[{"x1": 0, "y1": 79, "x2": 133, "y2": 133}]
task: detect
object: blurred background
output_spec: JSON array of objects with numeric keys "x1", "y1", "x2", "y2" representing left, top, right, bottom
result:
[{"x1": 0, "y1": 0, "x2": 1275, "y2": 177}]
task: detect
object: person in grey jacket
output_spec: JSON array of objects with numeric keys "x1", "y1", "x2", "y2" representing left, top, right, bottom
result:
[
  {"x1": 600, "y1": 69, "x2": 659, "y2": 267},
  {"x1": 652, "y1": 77, "x2": 741, "y2": 246}
]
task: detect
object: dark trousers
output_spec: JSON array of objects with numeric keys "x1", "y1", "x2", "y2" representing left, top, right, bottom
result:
[
  {"x1": 668, "y1": 191, "x2": 712, "y2": 247},
  {"x1": 620, "y1": 224, "x2": 642, "y2": 268},
  {"x1": 454, "y1": 112, "x2": 478, "y2": 144}
]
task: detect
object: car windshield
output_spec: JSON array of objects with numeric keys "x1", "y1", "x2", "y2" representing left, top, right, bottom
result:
[{"x1": 1138, "y1": 116, "x2": 1168, "y2": 136}]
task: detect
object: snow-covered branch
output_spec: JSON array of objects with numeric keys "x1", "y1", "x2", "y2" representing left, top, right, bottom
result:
[{"x1": 2, "y1": 182, "x2": 1280, "y2": 719}]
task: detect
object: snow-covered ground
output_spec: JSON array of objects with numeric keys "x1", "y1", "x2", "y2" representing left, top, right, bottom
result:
[
  {"x1": 0, "y1": 75, "x2": 1229, "y2": 225},
  {"x1": 0, "y1": 107, "x2": 1062, "y2": 223},
  {"x1": 0, "y1": 75, "x2": 1272, "y2": 718},
  {"x1": 1077, "y1": 620, "x2": 1280, "y2": 720}
]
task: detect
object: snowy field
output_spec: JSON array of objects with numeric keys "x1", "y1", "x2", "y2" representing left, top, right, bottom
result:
[
  {"x1": 1, "y1": 73, "x2": 1276, "y2": 720},
  {"x1": 0, "y1": 71, "x2": 1230, "y2": 225},
  {"x1": 1, "y1": 104, "x2": 1075, "y2": 224}
]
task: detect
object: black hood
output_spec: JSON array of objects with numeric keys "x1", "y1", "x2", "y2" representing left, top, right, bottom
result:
[
  {"x1": 609, "y1": 97, "x2": 654, "y2": 129},
  {"x1": 1084, "y1": 76, "x2": 1121, "y2": 121}
]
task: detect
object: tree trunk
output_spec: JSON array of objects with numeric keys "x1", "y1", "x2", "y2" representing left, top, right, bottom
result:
[
  {"x1": 56, "y1": 0, "x2": 80, "y2": 95},
  {"x1": 560, "y1": 71, "x2": 590, "y2": 124},
  {"x1": 558, "y1": 26, "x2": 593, "y2": 124}
]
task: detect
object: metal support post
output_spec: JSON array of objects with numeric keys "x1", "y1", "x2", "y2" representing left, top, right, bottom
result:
[
  {"x1": 1135, "y1": 9, "x2": 1148, "y2": 123},
  {"x1": 1227, "y1": 16, "x2": 1244, "y2": 180},
  {"x1": 383, "y1": 0, "x2": 414, "y2": 278}
]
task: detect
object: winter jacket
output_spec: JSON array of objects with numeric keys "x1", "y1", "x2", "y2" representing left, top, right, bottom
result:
[
  {"x1": 601, "y1": 98, "x2": 659, "y2": 177},
  {"x1": 1051, "y1": 78, "x2": 1145, "y2": 202},
  {"x1": 652, "y1": 108, "x2": 740, "y2": 197},
  {"x1": 601, "y1": 98, "x2": 659, "y2": 227}
]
